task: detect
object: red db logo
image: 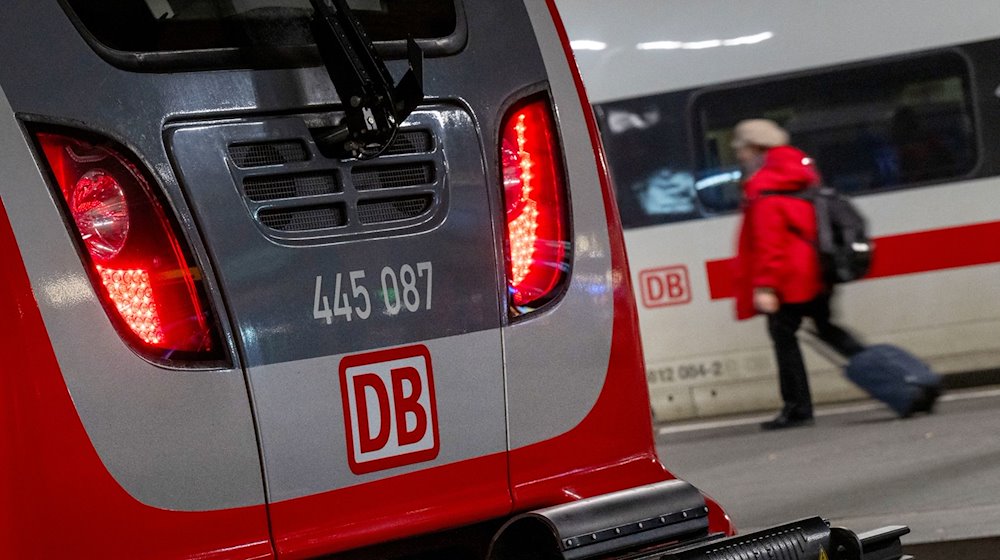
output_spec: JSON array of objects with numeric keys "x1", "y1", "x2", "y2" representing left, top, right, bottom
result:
[
  {"x1": 640, "y1": 265, "x2": 692, "y2": 308},
  {"x1": 340, "y1": 345, "x2": 439, "y2": 474}
]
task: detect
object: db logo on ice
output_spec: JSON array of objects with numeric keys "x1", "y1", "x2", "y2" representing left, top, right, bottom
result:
[
  {"x1": 340, "y1": 344, "x2": 440, "y2": 474},
  {"x1": 640, "y1": 265, "x2": 692, "y2": 308}
]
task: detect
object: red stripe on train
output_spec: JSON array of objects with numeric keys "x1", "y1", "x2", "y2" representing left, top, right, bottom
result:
[{"x1": 706, "y1": 220, "x2": 1000, "y2": 300}]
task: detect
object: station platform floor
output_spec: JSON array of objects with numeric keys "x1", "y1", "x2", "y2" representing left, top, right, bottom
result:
[{"x1": 655, "y1": 386, "x2": 1000, "y2": 548}]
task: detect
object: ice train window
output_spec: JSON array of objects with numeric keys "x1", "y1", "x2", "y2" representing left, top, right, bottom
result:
[{"x1": 693, "y1": 51, "x2": 976, "y2": 213}]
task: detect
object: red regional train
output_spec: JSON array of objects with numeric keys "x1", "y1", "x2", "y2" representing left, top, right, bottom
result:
[{"x1": 0, "y1": 1, "x2": 907, "y2": 558}]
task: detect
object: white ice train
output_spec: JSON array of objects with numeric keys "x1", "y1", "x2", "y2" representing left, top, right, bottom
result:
[{"x1": 556, "y1": 0, "x2": 1000, "y2": 421}]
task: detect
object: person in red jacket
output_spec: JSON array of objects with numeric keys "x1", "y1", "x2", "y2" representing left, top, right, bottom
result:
[{"x1": 731, "y1": 119, "x2": 865, "y2": 430}]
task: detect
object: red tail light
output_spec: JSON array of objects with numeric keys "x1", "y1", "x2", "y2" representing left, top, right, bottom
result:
[
  {"x1": 35, "y1": 130, "x2": 222, "y2": 361},
  {"x1": 500, "y1": 95, "x2": 570, "y2": 313}
]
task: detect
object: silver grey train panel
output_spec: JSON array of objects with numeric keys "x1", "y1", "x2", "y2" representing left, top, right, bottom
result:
[
  {"x1": 505, "y1": 1, "x2": 614, "y2": 449},
  {"x1": 167, "y1": 107, "x2": 494, "y2": 365},
  {"x1": 168, "y1": 104, "x2": 509, "y2": 497}
]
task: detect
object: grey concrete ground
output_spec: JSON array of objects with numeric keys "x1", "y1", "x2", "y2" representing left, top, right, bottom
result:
[{"x1": 655, "y1": 387, "x2": 1000, "y2": 552}]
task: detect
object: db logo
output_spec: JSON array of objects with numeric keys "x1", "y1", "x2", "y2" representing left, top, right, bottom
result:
[
  {"x1": 639, "y1": 265, "x2": 692, "y2": 308},
  {"x1": 339, "y1": 345, "x2": 440, "y2": 474}
]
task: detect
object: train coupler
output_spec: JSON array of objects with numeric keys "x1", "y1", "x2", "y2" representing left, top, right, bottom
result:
[{"x1": 487, "y1": 479, "x2": 910, "y2": 560}]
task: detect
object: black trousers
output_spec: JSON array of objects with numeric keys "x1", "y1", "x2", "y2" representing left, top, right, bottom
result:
[{"x1": 766, "y1": 293, "x2": 865, "y2": 417}]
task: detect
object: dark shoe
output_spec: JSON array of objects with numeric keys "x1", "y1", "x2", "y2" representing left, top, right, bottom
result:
[
  {"x1": 761, "y1": 412, "x2": 815, "y2": 431},
  {"x1": 903, "y1": 386, "x2": 942, "y2": 418}
]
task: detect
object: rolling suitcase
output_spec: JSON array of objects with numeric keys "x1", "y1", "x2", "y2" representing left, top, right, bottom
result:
[
  {"x1": 845, "y1": 344, "x2": 942, "y2": 417},
  {"x1": 801, "y1": 329, "x2": 943, "y2": 418}
]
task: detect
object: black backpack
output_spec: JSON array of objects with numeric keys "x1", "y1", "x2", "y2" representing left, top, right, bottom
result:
[{"x1": 762, "y1": 186, "x2": 874, "y2": 285}]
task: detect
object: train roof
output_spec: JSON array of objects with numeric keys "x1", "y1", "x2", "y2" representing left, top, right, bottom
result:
[{"x1": 555, "y1": 0, "x2": 1000, "y2": 103}]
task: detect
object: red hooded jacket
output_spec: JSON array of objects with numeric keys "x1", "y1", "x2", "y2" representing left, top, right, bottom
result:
[{"x1": 734, "y1": 145, "x2": 824, "y2": 320}]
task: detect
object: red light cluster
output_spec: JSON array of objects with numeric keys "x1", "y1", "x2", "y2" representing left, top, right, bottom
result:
[
  {"x1": 97, "y1": 266, "x2": 163, "y2": 345},
  {"x1": 500, "y1": 96, "x2": 569, "y2": 312},
  {"x1": 35, "y1": 130, "x2": 220, "y2": 360}
]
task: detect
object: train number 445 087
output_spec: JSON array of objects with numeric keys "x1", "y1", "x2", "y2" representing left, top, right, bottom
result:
[{"x1": 314, "y1": 262, "x2": 433, "y2": 324}]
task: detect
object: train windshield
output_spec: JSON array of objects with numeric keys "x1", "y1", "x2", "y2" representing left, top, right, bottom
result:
[{"x1": 62, "y1": 0, "x2": 460, "y2": 68}]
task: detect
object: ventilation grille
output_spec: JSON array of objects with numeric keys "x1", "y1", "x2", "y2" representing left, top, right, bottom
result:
[
  {"x1": 244, "y1": 173, "x2": 340, "y2": 202},
  {"x1": 382, "y1": 130, "x2": 433, "y2": 155},
  {"x1": 230, "y1": 141, "x2": 309, "y2": 168},
  {"x1": 258, "y1": 205, "x2": 347, "y2": 232},
  {"x1": 352, "y1": 163, "x2": 434, "y2": 191},
  {"x1": 225, "y1": 121, "x2": 446, "y2": 242},
  {"x1": 358, "y1": 196, "x2": 433, "y2": 224}
]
